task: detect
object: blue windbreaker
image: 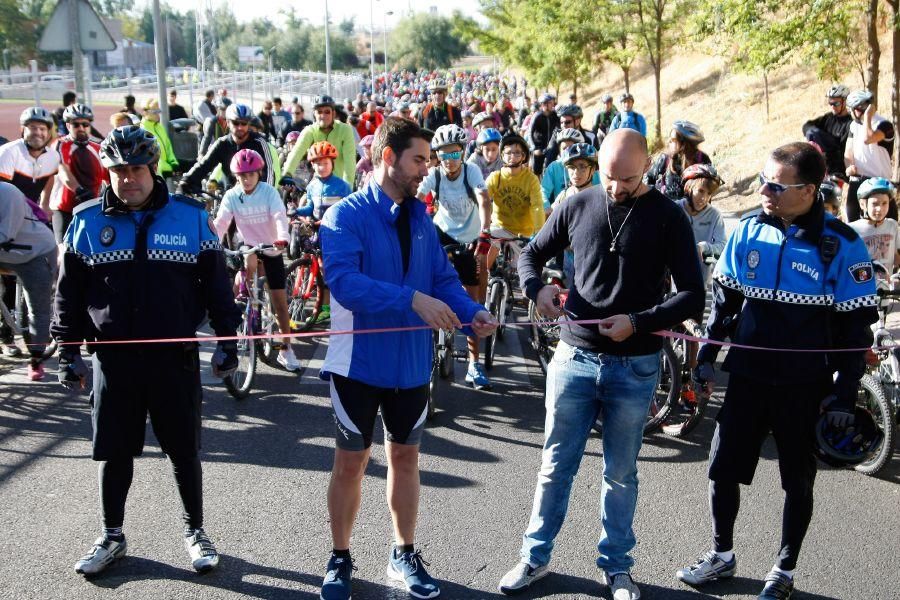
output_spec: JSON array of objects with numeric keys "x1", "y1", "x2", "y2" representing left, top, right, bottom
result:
[{"x1": 319, "y1": 180, "x2": 485, "y2": 388}]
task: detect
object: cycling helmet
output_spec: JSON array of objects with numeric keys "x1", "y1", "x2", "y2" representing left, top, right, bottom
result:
[
  {"x1": 601, "y1": 93, "x2": 613, "y2": 103},
  {"x1": 619, "y1": 92, "x2": 634, "y2": 103},
  {"x1": 472, "y1": 112, "x2": 493, "y2": 128},
  {"x1": 815, "y1": 407, "x2": 884, "y2": 467},
  {"x1": 847, "y1": 90, "x2": 874, "y2": 109},
  {"x1": 225, "y1": 103, "x2": 253, "y2": 122},
  {"x1": 819, "y1": 180, "x2": 841, "y2": 203},
  {"x1": 428, "y1": 79, "x2": 448, "y2": 92},
  {"x1": 671, "y1": 120, "x2": 705, "y2": 143},
  {"x1": 230, "y1": 148, "x2": 265, "y2": 174},
  {"x1": 538, "y1": 93, "x2": 554, "y2": 104},
  {"x1": 557, "y1": 104, "x2": 583, "y2": 119},
  {"x1": 285, "y1": 130, "x2": 302, "y2": 145},
  {"x1": 561, "y1": 142, "x2": 598, "y2": 166},
  {"x1": 500, "y1": 133, "x2": 530, "y2": 161},
  {"x1": 826, "y1": 84, "x2": 850, "y2": 99},
  {"x1": 249, "y1": 116, "x2": 264, "y2": 131},
  {"x1": 307, "y1": 140, "x2": 339, "y2": 162},
  {"x1": 62, "y1": 103, "x2": 94, "y2": 123},
  {"x1": 99, "y1": 125, "x2": 160, "y2": 168},
  {"x1": 359, "y1": 134, "x2": 375, "y2": 147},
  {"x1": 682, "y1": 163, "x2": 723, "y2": 184},
  {"x1": 19, "y1": 106, "x2": 54, "y2": 127},
  {"x1": 555, "y1": 128, "x2": 585, "y2": 144},
  {"x1": 857, "y1": 177, "x2": 896, "y2": 199},
  {"x1": 431, "y1": 124, "x2": 468, "y2": 150},
  {"x1": 313, "y1": 94, "x2": 335, "y2": 109},
  {"x1": 476, "y1": 128, "x2": 502, "y2": 146}
]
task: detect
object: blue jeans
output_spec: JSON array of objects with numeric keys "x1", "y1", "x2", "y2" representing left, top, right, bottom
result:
[{"x1": 520, "y1": 341, "x2": 659, "y2": 574}]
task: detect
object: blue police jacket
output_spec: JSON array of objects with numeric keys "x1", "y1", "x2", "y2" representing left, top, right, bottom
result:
[
  {"x1": 319, "y1": 179, "x2": 485, "y2": 389},
  {"x1": 51, "y1": 177, "x2": 240, "y2": 345},
  {"x1": 698, "y1": 200, "x2": 878, "y2": 389}
]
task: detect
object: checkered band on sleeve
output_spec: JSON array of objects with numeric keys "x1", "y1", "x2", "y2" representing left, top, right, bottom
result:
[
  {"x1": 714, "y1": 272, "x2": 741, "y2": 290},
  {"x1": 89, "y1": 249, "x2": 134, "y2": 265},
  {"x1": 774, "y1": 290, "x2": 833, "y2": 306},
  {"x1": 199, "y1": 239, "x2": 221, "y2": 251},
  {"x1": 834, "y1": 295, "x2": 878, "y2": 312},
  {"x1": 739, "y1": 284, "x2": 771, "y2": 301},
  {"x1": 147, "y1": 249, "x2": 197, "y2": 264}
]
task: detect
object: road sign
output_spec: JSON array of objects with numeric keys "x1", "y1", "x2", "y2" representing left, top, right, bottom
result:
[
  {"x1": 238, "y1": 46, "x2": 265, "y2": 65},
  {"x1": 38, "y1": 0, "x2": 116, "y2": 52}
]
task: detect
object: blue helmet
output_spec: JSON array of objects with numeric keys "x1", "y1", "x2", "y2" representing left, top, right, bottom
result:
[
  {"x1": 476, "y1": 128, "x2": 502, "y2": 146},
  {"x1": 561, "y1": 142, "x2": 597, "y2": 166},
  {"x1": 858, "y1": 177, "x2": 895, "y2": 199},
  {"x1": 225, "y1": 103, "x2": 253, "y2": 121}
]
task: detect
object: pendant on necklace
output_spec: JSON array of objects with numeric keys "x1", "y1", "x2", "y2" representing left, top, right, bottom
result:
[{"x1": 609, "y1": 243, "x2": 616, "y2": 253}]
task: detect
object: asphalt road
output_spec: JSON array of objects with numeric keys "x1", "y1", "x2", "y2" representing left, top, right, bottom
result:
[{"x1": 1, "y1": 313, "x2": 898, "y2": 600}]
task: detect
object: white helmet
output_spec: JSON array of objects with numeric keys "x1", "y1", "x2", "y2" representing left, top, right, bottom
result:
[
  {"x1": 846, "y1": 90, "x2": 874, "y2": 109},
  {"x1": 431, "y1": 124, "x2": 468, "y2": 150},
  {"x1": 555, "y1": 128, "x2": 585, "y2": 144},
  {"x1": 826, "y1": 84, "x2": 850, "y2": 99}
]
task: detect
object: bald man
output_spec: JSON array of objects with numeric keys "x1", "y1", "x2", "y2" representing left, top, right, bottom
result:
[{"x1": 502, "y1": 129, "x2": 705, "y2": 599}]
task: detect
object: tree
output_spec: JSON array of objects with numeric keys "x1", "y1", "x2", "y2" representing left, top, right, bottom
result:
[
  {"x1": 2, "y1": 0, "x2": 37, "y2": 64},
  {"x1": 634, "y1": 0, "x2": 680, "y2": 146},
  {"x1": 389, "y1": 13, "x2": 470, "y2": 71},
  {"x1": 864, "y1": 0, "x2": 880, "y2": 100}
]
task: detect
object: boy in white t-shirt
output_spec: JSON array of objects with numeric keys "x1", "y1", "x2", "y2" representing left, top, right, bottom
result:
[{"x1": 849, "y1": 177, "x2": 900, "y2": 274}]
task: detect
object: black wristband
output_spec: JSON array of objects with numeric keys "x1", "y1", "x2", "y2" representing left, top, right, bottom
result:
[{"x1": 628, "y1": 313, "x2": 638, "y2": 334}]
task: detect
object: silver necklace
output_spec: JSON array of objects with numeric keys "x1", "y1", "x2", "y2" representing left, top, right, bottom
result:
[{"x1": 606, "y1": 196, "x2": 639, "y2": 253}]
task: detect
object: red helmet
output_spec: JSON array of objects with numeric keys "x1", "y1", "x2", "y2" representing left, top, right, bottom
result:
[
  {"x1": 230, "y1": 149, "x2": 265, "y2": 175},
  {"x1": 682, "y1": 163, "x2": 723, "y2": 185},
  {"x1": 307, "y1": 141, "x2": 338, "y2": 162}
]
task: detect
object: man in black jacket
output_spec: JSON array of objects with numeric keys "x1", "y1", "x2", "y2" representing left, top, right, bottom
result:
[
  {"x1": 499, "y1": 129, "x2": 704, "y2": 599},
  {"x1": 802, "y1": 84, "x2": 852, "y2": 176},
  {"x1": 525, "y1": 94, "x2": 559, "y2": 177},
  {"x1": 278, "y1": 104, "x2": 312, "y2": 146},
  {"x1": 181, "y1": 103, "x2": 277, "y2": 191}
]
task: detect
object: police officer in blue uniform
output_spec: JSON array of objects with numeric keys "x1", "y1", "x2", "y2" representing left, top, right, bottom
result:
[
  {"x1": 676, "y1": 142, "x2": 878, "y2": 600},
  {"x1": 51, "y1": 126, "x2": 241, "y2": 577}
]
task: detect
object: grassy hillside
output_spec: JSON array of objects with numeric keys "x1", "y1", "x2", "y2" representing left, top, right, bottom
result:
[{"x1": 574, "y1": 50, "x2": 898, "y2": 214}]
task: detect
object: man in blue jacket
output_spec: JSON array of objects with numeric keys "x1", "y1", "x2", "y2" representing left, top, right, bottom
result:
[{"x1": 318, "y1": 117, "x2": 498, "y2": 600}]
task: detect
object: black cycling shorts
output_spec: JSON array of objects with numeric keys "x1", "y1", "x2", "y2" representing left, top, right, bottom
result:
[
  {"x1": 259, "y1": 253, "x2": 286, "y2": 290},
  {"x1": 708, "y1": 374, "x2": 830, "y2": 495},
  {"x1": 90, "y1": 344, "x2": 202, "y2": 461},
  {"x1": 329, "y1": 374, "x2": 428, "y2": 451},
  {"x1": 52, "y1": 210, "x2": 73, "y2": 245},
  {"x1": 436, "y1": 226, "x2": 478, "y2": 287}
]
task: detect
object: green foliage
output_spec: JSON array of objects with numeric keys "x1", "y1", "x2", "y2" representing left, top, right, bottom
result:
[
  {"x1": 2, "y1": 0, "x2": 38, "y2": 63},
  {"x1": 388, "y1": 13, "x2": 471, "y2": 71}
]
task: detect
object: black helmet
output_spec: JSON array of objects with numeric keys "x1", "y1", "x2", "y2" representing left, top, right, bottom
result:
[
  {"x1": 500, "y1": 133, "x2": 530, "y2": 161},
  {"x1": 819, "y1": 180, "x2": 841, "y2": 203},
  {"x1": 556, "y1": 104, "x2": 583, "y2": 119},
  {"x1": 313, "y1": 95, "x2": 335, "y2": 109},
  {"x1": 19, "y1": 106, "x2": 54, "y2": 127},
  {"x1": 62, "y1": 103, "x2": 94, "y2": 123},
  {"x1": 99, "y1": 126, "x2": 160, "y2": 168},
  {"x1": 815, "y1": 406, "x2": 884, "y2": 467}
]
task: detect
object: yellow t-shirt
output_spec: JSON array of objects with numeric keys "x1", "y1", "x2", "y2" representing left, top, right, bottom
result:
[{"x1": 486, "y1": 167, "x2": 545, "y2": 237}]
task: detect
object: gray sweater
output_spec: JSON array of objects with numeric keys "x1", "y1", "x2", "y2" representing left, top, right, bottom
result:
[{"x1": 0, "y1": 182, "x2": 56, "y2": 264}]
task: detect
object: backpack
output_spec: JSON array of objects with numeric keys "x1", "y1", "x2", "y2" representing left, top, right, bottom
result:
[
  {"x1": 421, "y1": 102, "x2": 455, "y2": 126},
  {"x1": 433, "y1": 165, "x2": 476, "y2": 206}
]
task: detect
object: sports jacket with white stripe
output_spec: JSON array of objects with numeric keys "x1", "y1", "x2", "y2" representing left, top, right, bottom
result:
[{"x1": 181, "y1": 131, "x2": 276, "y2": 191}]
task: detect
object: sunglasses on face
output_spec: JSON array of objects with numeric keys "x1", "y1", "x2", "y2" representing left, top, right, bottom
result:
[
  {"x1": 828, "y1": 100, "x2": 843, "y2": 106},
  {"x1": 231, "y1": 120, "x2": 249, "y2": 127},
  {"x1": 69, "y1": 122, "x2": 91, "y2": 129},
  {"x1": 438, "y1": 151, "x2": 462, "y2": 161},
  {"x1": 758, "y1": 173, "x2": 808, "y2": 195}
]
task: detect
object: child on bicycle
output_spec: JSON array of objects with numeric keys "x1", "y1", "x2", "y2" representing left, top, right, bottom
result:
[
  {"x1": 677, "y1": 163, "x2": 726, "y2": 283},
  {"x1": 849, "y1": 177, "x2": 900, "y2": 275},
  {"x1": 820, "y1": 180, "x2": 842, "y2": 219},
  {"x1": 467, "y1": 128, "x2": 503, "y2": 179},
  {"x1": 551, "y1": 143, "x2": 599, "y2": 284},
  {"x1": 295, "y1": 141, "x2": 352, "y2": 324},
  {"x1": 213, "y1": 149, "x2": 299, "y2": 372}
]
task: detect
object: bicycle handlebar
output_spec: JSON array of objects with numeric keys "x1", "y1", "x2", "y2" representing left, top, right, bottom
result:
[
  {"x1": 223, "y1": 244, "x2": 281, "y2": 257},
  {"x1": 876, "y1": 288, "x2": 900, "y2": 299}
]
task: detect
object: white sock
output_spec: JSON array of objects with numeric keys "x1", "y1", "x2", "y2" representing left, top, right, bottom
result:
[
  {"x1": 772, "y1": 565, "x2": 794, "y2": 579},
  {"x1": 715, "y1": 550, "x2": 735, "y2": 562}
]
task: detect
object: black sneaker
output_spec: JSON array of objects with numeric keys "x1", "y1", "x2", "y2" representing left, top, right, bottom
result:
[
  {"x1": 321, "y1": 554, "x2": 355, "y2": 600},
  {"x1": 758, "y1": 570, "x2": 793, "y2": 599}
]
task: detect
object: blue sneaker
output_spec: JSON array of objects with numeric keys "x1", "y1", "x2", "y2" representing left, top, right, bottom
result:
[
  {"x1": 321, "y1": 554, "x2": 355, "y2": 600},
  {"x1": 386, "y1": 546, "x2": 441, "y2": 599},
  {"x1": 465, "y1": 362, "x2": 491, "y2": 390}
]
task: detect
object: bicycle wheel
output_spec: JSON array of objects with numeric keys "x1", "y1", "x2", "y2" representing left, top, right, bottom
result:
[
  {"x1": 256, "y1": 285, "x2": 281, "y2": 366},
  {"x1": 661, "y1": 321, "x2": 708, "y2": 438},
  {"x1": 484, "y1": 283, "x2": 500, "y2": 370},
  {"x1": 853, "y1": 373, "x2": 896, "y2": 475},
  {"x1": 593, "y1": 341, "x2": 678, "y2": 436},
  {"x1": 224, "y1": 307, "x2": 257, "y2": 399},
  {"x1": 528, "y1": 299, "x2": 558, "y2": 375},
  {"x1": 287, "y1": 258, "x2": 320, "y2": 331},
  {"x1": 439, "y1": 329, "x2": 454, "y2": 379},
  {"x1": 496, "y1": 281, "x2": 509, "y2": 340}
]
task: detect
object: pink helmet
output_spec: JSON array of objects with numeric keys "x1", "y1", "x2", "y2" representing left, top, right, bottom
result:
[
  {"x1": 230, "y1": 149, "x2": 265, "y2": 174},
  {"x1": 285, "y1": 130, "x2": 302, "y2": 145},
  {"x1": 359, "y1": 134, "x2": 375, "y2": 147}
]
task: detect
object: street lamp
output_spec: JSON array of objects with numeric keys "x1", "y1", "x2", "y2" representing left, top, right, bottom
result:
[
  {"x1": 383, "y1": 10, "x2": 393, "y2": 85},
  {"x1": 369, "y1": 0, "x2": 376, "y2": 95},
  {"x1": 324, "y1": 0, "x2": 333, "y2": 96}
]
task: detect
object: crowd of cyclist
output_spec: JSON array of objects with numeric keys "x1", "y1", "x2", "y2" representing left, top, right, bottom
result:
[{"x1": 0, "y1": 68, "x2": 895, "y2": 600}]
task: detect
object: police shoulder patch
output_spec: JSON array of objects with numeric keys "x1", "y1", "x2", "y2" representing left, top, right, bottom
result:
[
  {"x1": 848, "y1": 261, "x2": 874, "y2": 283},
  {"x1": 825, "y1": 218, "x2": 860, "y2": 241},
  {"x1": 99, "y1": 225, "x2": 116, "y2": 246},
  {"x1": 171, "y1": 194, "x2": 206, "y2": 210}
]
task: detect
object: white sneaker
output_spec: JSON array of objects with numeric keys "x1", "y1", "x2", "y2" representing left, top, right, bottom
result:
[
  {"x1": 498, "y1": 561, "x2": 549, "y2": 594},
  {"x1": 605, "y1": 571, "x2": 640, "y2": 600},
  {"x1": 185, "y1": 528, "x2": 219, "y2": 573},
  {"x1": 277, "y1": 348, "x2": 300, "y2": 371},
  {"x1": 74, "y1": 536, "x2": 127, "y2": 576},
  {"x1": 2, "y1": 343, "x2": 22, "y2": 357}
]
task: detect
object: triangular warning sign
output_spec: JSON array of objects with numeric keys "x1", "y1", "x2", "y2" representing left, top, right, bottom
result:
[{"x1": 38, "y1": 0, "x2": 117, "y2": 52}]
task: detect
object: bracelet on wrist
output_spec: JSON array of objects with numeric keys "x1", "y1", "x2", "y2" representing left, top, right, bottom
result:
[{"x1": 627, "y1": 313, "x2": 638, "y2": 334}]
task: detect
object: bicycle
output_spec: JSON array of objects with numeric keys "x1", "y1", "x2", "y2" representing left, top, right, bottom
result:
[
  {"x1": 221, "y1": 243, "x2": 282, "y2": 399},
  {"x1": 659, "y1": 318, "x2": 708, "y2": 438},
  {"x1": 527, "y1": 264, "x2": 565, "y2": 375},
  {"x1": 484, "y1": 236, "x2": 529, "y2": 370},
  {"x1": 852, "y1": 281, "x2": 899, "y2": 475},
  {"x1": 285, "y1": 219, "x2": 328, "y2": 331}
]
